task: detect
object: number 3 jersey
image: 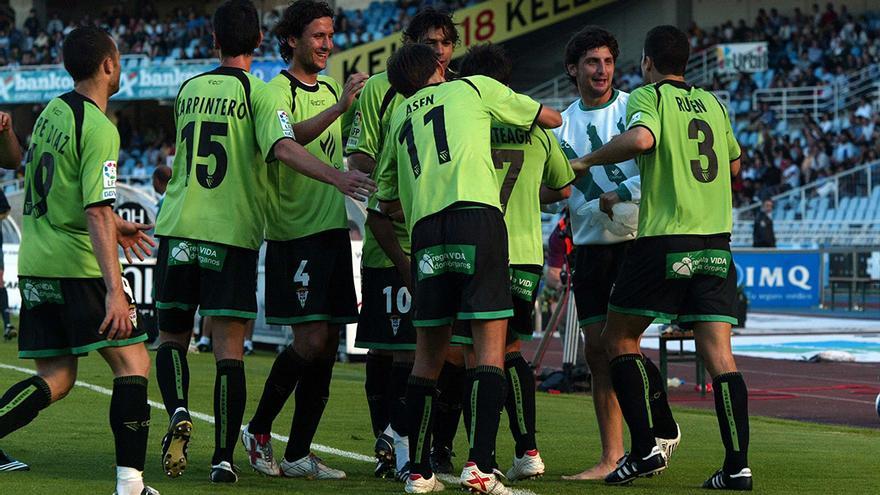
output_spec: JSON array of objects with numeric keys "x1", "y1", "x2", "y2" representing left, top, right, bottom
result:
[
  {"x1": 626, "y1": 80, "x2": 740, "y2": 237},
  {"x1": 156, "y1": 66, "x2": 295, "y2": 250},
  {"x1": 375, "y1": 75, "x2": 542, "y2": 232},
  {"x1": 20, "y1": 91, "x2": 120, "y2": 278}
]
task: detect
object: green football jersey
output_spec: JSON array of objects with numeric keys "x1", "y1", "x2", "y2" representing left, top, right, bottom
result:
[
  {"x1": 155, "y1": 66, "x2": 294, "y2": 250},
  {"x1": 346, "y1": 71, "x2": 411, "y2": 269},
  {"x1": 19, "y1": 92, "x2": 120, "y2": 278},
  {"x1": 376, "y1": 75, "x2": 542, "y2": 232},
  {"x1": 626, "y1": 80, "x2": 740, "y2": 237},
  {"x1": 265, "y1": 72, "x2": 348, "y2": 241},
  {"x1": 492, "y1": 124, "x2": 574, "y2": 265}
]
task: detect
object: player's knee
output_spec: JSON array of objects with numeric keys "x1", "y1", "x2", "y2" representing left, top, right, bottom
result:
[
  {"x1": 42, "y1": 373, "x2": 76, "y2": 403},
  {"x1": 584, "y1": 338, "x2": 608, "y2": 366}
]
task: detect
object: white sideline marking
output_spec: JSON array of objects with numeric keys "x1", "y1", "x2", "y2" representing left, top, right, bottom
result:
[{"x1": 0, "y1": 362, "x2": 539, "y2": 495}]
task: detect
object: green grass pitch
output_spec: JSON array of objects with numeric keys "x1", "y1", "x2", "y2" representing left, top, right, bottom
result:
[{"x1": 0, "y1": 341, "x2": 877, "y2": 494}]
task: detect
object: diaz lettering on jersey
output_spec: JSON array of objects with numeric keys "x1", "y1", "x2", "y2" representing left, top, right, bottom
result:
[
  {"x1": 176, "y1": 96, "x2": 248, "y2": 120},
  {"x1": 491, "y1": 125, "x2": 532, "y2": 145},
  {"x1": 32, "y1": 115, "x2": 71, "y2": 154},
  {"x1": 405, "y1": 94, "x2": 434, "y2": 114}
]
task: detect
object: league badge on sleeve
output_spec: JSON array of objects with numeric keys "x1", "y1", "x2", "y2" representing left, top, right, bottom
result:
[{"x1": 277, "y1": 110, "x2": 294, "y2": 138}]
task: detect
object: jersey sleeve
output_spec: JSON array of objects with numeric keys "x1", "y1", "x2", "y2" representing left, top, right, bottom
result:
[
  {"x1": 252, "y1": 82, "x2": 296, "y2": 162},
  {"x1": 374, "y1": 133, "x2": 399, "y2": 202},
  {"x1": 469, "y1": 76, "x2": 541, "y2": 129},
  {"x1": 617, "y1": 175, "x2": 640, "y2": 202},
  {"x1": 541, "y1": 129, "x2": 575, "y2": 190},
  {"x1": 724, "y1": 112, "x2": 741, "y2": 161},
  {"x1": 625, "y1": 85, "x2": 661, "y2": 147},
  {"x1": 80, "y1": 121, "x2": 120, "y2": 209},
  {"x1": 345, "y1": 76, "x2": 384, "y2": 159}
]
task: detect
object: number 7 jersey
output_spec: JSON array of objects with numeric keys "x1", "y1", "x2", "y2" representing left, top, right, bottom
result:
[
  {"x1": 156, "y1": 66, "x2": 295, "y2": 250},
  {"x1": 625, "y1": 80, "x2": 740, "y2": 238}
]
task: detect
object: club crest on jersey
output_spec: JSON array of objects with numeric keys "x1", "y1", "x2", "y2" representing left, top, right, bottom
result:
[
  {"x1": 296, "y1": 287, "x2": 309, "y2": 308},
  {"x1": 389, "y1": 314, "x2": 401, "y2": 336},
  {"x1": 627, "y1": 112, "x2": 642, "y2": 129},
  {"x1": 277, "y1": 110, "x2": 294, "y2": 138}
]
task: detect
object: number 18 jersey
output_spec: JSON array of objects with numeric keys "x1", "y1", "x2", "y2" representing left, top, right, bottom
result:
[
  {"x1": 626, "y1": 80, "x2": 740, "y2": 238},
  {"x1": 156, "y1": 66, "x2": 294, "y2": 250}
]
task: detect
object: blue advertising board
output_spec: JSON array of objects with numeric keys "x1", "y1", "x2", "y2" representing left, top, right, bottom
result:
[
  {"x1": 0, "y1": 59, "x2": 287, "y2": 104},
  {"x1": 732, "y1": 251, "x2": 821, "y2": 308}
]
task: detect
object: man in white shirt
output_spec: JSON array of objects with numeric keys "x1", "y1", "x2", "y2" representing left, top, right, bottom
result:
[{"x1": 554, "y1": 27, "x2": 679, "y2": 481}]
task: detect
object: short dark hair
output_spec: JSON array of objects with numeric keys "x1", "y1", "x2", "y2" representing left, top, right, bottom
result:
[
  {"x1": 274, "y1": 0, "x2": 334, "y2": 64},
  {"x1": 402, "y1": 8, "x2": 459, "y2": 45},
  {"x1": 213, "y1": 0, "x2": 261, "y2": 58},
  {"x1": 387, "y1": 44, "x2": 438, "y2": 97},
  {"x1": 62, "y1": 27, "x2": 117, "y2": 82},
  {"x1": 458, "y1": 44, "x2": 512, "y2": 85},
  {"x1": 644, "y1": 25, "x2": 690, "y2": 76},
  {"x1": 563, "y1": 26, "x2": 619, "y2": 86}
]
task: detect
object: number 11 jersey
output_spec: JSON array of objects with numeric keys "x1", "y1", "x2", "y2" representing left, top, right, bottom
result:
[
  {"x1": 375, "y1": 75, "x2": 542, "y2": 232},
  {"x1": 156, "y1": 66, "x2": 295, "y2": 250},
  {"x1": 625, "y1": 80, "x2": 740, "y2": 238}
]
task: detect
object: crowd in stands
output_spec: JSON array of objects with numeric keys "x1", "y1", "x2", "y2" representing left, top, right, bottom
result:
[
  {"x1": 685, "y1": 4, "x2": 880, "y2": 206},
  {"x1": 0, "y1": 1, "x2": 478, "y2": 66}
]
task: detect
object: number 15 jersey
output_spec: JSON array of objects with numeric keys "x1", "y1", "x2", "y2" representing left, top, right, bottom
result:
[
  {"x1": 626, "y1": 80, "x2": 740, "y2": 238},
  {"x1": 156, "y1": 66, "x2": 295, "y2": 250},
  {"x1": 376, "y1": 75, "x2": 542, "y2": 232}
]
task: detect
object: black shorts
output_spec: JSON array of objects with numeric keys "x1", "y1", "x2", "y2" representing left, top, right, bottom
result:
[
  {"x1": 571, "y1": 241, "x2": 633, "y2": 327},
  {"x1": 265, "y1": 229, "x2": 358, "y2": 326},
  {"x1": 154, "y1": 237, "x2": 259, "y2": 332},
  {"x1": 18, "y1": 277, "x2": 146, "y2": 358},
  {"x1": 411, "y1": 206, "x2": 512, "y2": 327},
  {"x1": 355, "y1": 266, "x2": 416, "y2": 350},
  {"x1": 452, "y1": 264, "x2": 542, "y2": 345},
  {"x1": 609, "y1": 234, "x2": 738, "y2": 325}
]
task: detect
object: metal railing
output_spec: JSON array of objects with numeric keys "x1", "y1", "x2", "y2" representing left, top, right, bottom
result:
[{"x1": 752, "y1": 64, "x2": 880, "y2": 124}]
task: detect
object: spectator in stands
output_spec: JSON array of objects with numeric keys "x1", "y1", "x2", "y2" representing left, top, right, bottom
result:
[{"x1": 753, "y1": 199, "x2": 777, "y2": 247}]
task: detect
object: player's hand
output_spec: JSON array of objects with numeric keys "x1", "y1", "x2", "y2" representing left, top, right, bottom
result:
[
  {"x1": 100, "y1": 289, "x2": 133, "y2": 340},
  {"x1": 336, "y1": 72, "x2": 369, "y2": 114},
  {"x1": 570, "y1": 156, "x2": 592, "y2": 176},
  {"x1": 599, "y1": 191, "x2": 621, "y2": 219},
  {"x1": 0, "y1": 112, "x2": 11, "y2": 133},
  {"x1": 335, "y1": 169, "x2": 376, "y2": 201},
  {"x1": 117, "y1": 220, "x2": 156, "y2": 263}
]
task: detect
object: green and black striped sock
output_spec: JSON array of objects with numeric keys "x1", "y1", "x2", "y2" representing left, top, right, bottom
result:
[
  {"x1": 468, "y1": 365, "x2": 506, "y2": 473},
  {"x1": 713, "y1": 372, "x2": 749, "y2": 473},
  {"x1": 110, "y1": 376, "x2": 150, "y2": 471},
  {"x1": 405, "y1": 375, "x2": 437, "y2": 477},
  {"x1": 610, "y1": 354, "x2": 656, "y2": 457},
  {"x1": 156, "y1": 342, "x2": 189, "y2": 418},
  {"x1": 0, "y1": 375, "x2": 51, "y2": 439},
  {"x1": 212, "y1": 359, "x2": 245, "y2": 465},
  {"x1": 504, "y1": 352, "x2": 537, "y2": 457}
]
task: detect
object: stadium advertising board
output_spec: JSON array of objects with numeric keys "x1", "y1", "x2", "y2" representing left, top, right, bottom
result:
[
  {"x1": 328, "y1": 0, "x2": 616, "y2": 81},
  {"x1": 717, "y1": 42, "x2": 768, "y2": 73},
  {"x1": 733, "y1": 251, "x2": 821, "y2": 308},
  {"x1": 0, "y1": 60, "x2": 287, "y2": 104}
]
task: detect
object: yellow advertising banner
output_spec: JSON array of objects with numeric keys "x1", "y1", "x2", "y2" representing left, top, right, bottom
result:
[{"x1": 327, "y1": 0, "x2": 616, "y2": 81}]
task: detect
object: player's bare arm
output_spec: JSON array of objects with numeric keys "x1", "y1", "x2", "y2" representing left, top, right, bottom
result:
[
  {"x1": 539, "y1": 185, "x2": 571, "y2": 204},
  {"x1": 274, "y1": 138, "x2": 376, "y2": 200},
  {"x1": 113, "y1": 214, "x2": 156, "y2": 263},
  {"x1": 348, "y1": 152, "x2": 377, "y2": 174},
  {"x1": 87, "y1": 205, "x2": 133, "y2": 340},
  {"x1": 366, "y1": 210, "x2": 411, "y2": 288},
  {"x1": 0, "y1": 112, "x2": 21, "y2": 170},
  {"x1": 293, "y1": 72, "x2": 368, "y2": 145},
  {"x1": 571, "y1": 126, "x2": 654, "y2": 175},
  {"x1": 730, "y1": 157, "x2": 741, "y2": 177},
  {"x1": 536, "y1": 105, "x2": 563, "y2": 129}
]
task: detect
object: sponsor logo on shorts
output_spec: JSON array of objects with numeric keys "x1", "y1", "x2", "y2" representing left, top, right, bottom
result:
[
  {"x1": 168, "y1": 240, "x2": 197, "y2": 266},
  {"x1": 20, "y1": 278, "x2": 64, "y2": 309},
  {"x1": 509, "y1": 269, "x2": 541, "y2": 301},
  {"x1": 196, "y1": 244, "x2": 227, "y2": 272},
  {"x1": 415, "y1": 244, "x2": 476, "y2": 281},
  {"x1": 296, "y1": 287, "x2": 309, "y2": 308},
  {"x1": 666, "y1": 249, "x2": 731, "y2": 279}
]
